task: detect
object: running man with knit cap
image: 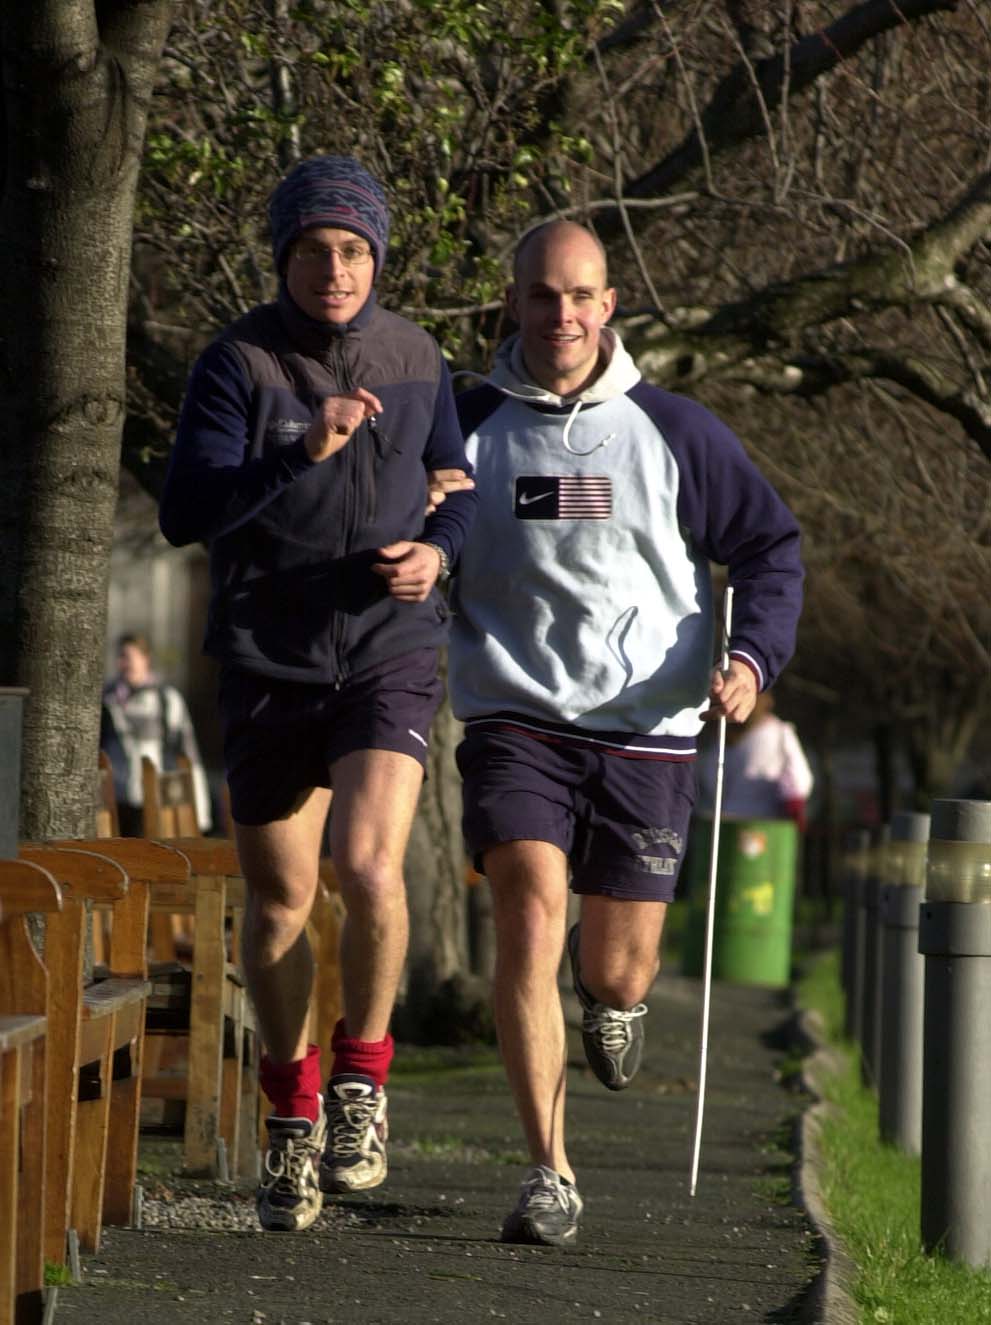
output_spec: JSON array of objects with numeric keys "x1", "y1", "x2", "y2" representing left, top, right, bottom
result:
[
  {"x1": 448, "y1": 221, "x2": 803, "y2": 1246},
  {"x1": 160, "y1": 156, "x2": 477, "y2": 1231}
]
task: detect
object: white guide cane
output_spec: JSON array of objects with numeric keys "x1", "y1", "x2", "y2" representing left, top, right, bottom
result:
[{"x1": 689, "y1": 584, "x2": 734, "y2": 1197}]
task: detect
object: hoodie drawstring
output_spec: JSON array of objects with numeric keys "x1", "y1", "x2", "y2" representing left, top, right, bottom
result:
[
  {"x1": 451, "y1": 370, "x2": 616, "y2": 455},
  {"x1": 562, "y1": 400, "x2": 615, "y2": 456}
]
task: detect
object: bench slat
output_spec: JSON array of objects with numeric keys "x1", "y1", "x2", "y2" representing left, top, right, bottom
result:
[
  {"x1": 82, "y1": 978, "x2": 152, "y2": 1018},
  {"x1": 0, "y1": 860, "x2": 62, "y2": 914},
  {"x1": 0, "y1": 1015, "x2": 46, "y2": 1052},
  {"x1": 20, "y1": 846, "x2": 128, "y2": 901},
  {"x1": 47, "y1": 837, "x2": 191, "y2": 884},
  {"x1": 156, "y1": 837, "x2": 240, "y2": 876}
]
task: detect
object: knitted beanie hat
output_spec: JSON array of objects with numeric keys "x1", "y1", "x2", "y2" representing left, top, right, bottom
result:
[{"x1": 268, "y1": 155, "x2": 390, "y2": 278}]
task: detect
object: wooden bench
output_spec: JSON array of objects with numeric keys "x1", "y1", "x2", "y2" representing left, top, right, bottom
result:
[
  {"x1": 47, "y1": 838, "x2": 191, "y2": 1226},
  {"x1": 150, "y1": 753, "x2": 344, "y2": 1166},
  {"x1": 137, "y1": 836, "x2": 260, "y2": 1179},
  {"x1": 141, "y1": 754, "x2": 198, "y2": 839},
  {"x1": 147, "y1": 764, "x2": 345, "y2": 1153},
  {"x1": 0, "y1": 858, "x2": 61, "y2": 1325},
  {"x1": 19, "y1": 844, "x2": 153, "y2": 1261},
  {"x1": 140, "y1": 756, "x2": 198, "y2": 960},
  {"x1": 95, "y1": 750, "x2": 120, "y2": 839},
  {"x1": 42, "y1": 836, "x2": 252, "y2": 1179}
]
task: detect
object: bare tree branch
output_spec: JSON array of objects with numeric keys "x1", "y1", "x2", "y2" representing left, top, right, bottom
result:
[
  {"x1": 625, "y1": 168, "x2": 991, "y2": 369},
  {"x1": 935, "y1": 282, "x2": 991, "y2": 352},
  {"x1": 728, "y1": 348, "x2": 991, "y2": 461},
  {"x1": 598, "y1": 0, "x2": 960, "y2": 239},
  {"x1": 592, "y1": 43, "x2": 667, "y2": 318}
]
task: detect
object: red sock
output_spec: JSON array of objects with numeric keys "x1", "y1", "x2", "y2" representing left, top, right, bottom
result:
[
  {"x1": 259, "y1": 1043, "x2": 322, "y2": 1121},
  {"x1": 330, "y1": 1019, "x2": 394, "y2": 1088}
]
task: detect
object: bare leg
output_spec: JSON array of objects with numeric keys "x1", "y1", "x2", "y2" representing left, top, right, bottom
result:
[
  {"x1": 576, "y1": 895, "x2": 668, "y2": 1007},
  {"x1": 486, "y1": 840, "x2": 574, "y2": 1182},
  {"x1": 327, "y1": 748, "x2": 425, "y2": 1042},
  {"x1": 235, "y1": 787, "x2": 331, "y2": 1063}
]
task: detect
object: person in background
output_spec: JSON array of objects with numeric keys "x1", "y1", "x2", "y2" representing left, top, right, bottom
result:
[
  {"x1": 696, "y1": 689, "x2": 814, "y2": 830},
  {"x1": 100, "y1": 632, "x2": 213, "y2": 835},
  {"x1": 158, "y1": 155, "x2": 477, "y2": 1235},
  {"x1": 447, "y1": 220, "x2": 804, "y2": 1247}
]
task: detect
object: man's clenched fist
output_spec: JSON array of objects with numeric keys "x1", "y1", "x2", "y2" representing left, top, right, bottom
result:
[{"x1": 304, "y1": 387, "x2": 383, "y2": 462}]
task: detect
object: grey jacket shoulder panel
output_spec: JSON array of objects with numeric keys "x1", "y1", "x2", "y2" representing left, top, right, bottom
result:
[{"x1": 221, "y1": 302, "x2": 442, "y2": 395}]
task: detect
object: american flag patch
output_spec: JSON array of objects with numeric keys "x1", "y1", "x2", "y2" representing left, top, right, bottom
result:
[{"x1": 514, "y1": 475, "x2": 612, "y2": 520}]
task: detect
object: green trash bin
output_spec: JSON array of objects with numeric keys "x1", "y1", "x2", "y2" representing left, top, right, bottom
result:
[{"x1": 681, "y1": 817, "x2": 798, "y2": 987}]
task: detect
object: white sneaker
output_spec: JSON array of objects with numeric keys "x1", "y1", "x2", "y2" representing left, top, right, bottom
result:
[
  {"x1": 256, "y1": 1097, "x2": 326, "y2": 1232},
  {"x1": 320, "y1": 1073, "x2": 389, "y2": 1193}
]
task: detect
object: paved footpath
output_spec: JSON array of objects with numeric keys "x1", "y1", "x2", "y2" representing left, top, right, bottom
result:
[{"x1": 54, "y1": 975, "x2": 823, "y2": 1324}]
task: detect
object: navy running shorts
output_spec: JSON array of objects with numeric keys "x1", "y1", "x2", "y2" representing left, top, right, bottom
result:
[
  {"x1": 457, "y1": 723, "x2": 697, "y2": 902},
  {"x1": 221, "y1": 648, "x2": 443, "y2": 825}
]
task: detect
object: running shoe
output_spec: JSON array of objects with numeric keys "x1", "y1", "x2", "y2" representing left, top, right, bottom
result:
[
  {"x1": 320, "y1": 1073, "x2": 389, "y2": 1193},
  {"x1": 256, "y1": 1098, "x2": 326, "y2": 1232},
  {"x1": 568, "y1": 922, "x2": 648, "y2": 1091},
  {"x1": 501, "y1": 1165, "x2": 583, "y2": 1247}
]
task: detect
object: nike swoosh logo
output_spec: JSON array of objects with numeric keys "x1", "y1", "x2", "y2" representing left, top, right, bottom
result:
[{"x1": 519, "y1": 490, "x2": 554, "y2": 506}]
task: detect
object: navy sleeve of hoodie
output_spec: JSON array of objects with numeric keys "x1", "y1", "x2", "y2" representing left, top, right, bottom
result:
[
  {"x1": 630, "y1": 383, "x2": 804, "y2": 691},
  {"x1": 419, "y1": 356, "x2": 479, "y2": 565},
  {"x1": 159, "y1": 340, "x2": 316, "y2": 547}
]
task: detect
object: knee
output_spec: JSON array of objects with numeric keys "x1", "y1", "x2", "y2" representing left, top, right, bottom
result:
[
  {"x1": 336, "y1": 856, "x2": 403, "y2": 917},
  {"x1": 584, "y1": 949, "x2": 659, "y2": 1010},
  {"x1": 244, "y1": 872, "x2": 316, "y2": 941},
  {"x1": 492, "y1": 887, "x2": 565, "y2": 971}
]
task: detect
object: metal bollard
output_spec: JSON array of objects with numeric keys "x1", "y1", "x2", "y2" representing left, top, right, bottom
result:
[
  {"x1": 919, "y1": 798, "x2": 991, "y2": 1268},
  {"x1": 0, "y1": 687, "x2": 29, "y2": 859},
  {"x1": 860, "y1": 822, "x2": 890, "y2": 1088},
  {"x1": 878, "y1": 810, "x2": 930, "y2": 1153},
  {"x1": 842, "y1": 828, "x2": 871, "y2": 1044}
]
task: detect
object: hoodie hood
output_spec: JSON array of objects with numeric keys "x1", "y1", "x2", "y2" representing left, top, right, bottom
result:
[{"x1": 485, "y1": 326, "x2": 641, "y2": 405}]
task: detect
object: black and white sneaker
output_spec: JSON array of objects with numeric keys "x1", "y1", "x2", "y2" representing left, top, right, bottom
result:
[
  {"x1": 568, "y1": 923, "x2": 648, "y2": 1091},
  {"x1": 501, "y1": 1165, "x2": 583, "y2": 1247},
  {"x1": 320, "y1": 1073, "x2": 389, "y2": 1193},
  {"x1": 256, "y1": 1098, "x2": 327, "y2": 1232}
]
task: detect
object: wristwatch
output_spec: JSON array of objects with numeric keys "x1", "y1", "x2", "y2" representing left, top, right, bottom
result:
[{"x1": 422, "y1": 542, "x2": 451, "y2": 582}]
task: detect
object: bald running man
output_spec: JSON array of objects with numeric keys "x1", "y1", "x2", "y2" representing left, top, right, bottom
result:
[{"x1": 448, "y1": 221, "x2": 804, "y2": 1245}]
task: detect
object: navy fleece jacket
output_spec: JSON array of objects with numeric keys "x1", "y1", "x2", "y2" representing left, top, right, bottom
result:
[{"x1": 160, "y1": 289, "x2": 477, "y2": 684}]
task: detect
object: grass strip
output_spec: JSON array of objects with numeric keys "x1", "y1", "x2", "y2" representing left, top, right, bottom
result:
[{"x1": 796, "y1": 950, "x2": 991, "y2": 1324}]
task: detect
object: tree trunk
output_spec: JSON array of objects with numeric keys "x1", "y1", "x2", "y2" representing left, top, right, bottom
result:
[{"x1": 0, "y1": 4, "x2": 175, "y2": 838}]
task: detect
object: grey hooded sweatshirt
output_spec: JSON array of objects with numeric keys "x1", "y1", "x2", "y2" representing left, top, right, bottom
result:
[{"x1": 448, "y1": 328, "x2": 803, "y2": 759}]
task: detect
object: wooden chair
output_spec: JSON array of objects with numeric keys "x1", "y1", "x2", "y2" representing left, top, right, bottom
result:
[
  {"x1": 0, "y1": 859, "x2": 61, "y2": 1325},
  {"x1": 18, "y1": 844, "x2": 152, "y2": 1262}
]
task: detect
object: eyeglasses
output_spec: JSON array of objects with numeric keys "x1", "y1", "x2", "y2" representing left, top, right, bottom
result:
[{"x1": 291, "y1": 239, "x2": 373, "y2": 267}]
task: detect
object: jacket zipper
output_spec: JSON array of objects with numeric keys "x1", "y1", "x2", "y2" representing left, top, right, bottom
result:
[{"x1": 330, "y1": 336, "x2": 358, "y2": 688}]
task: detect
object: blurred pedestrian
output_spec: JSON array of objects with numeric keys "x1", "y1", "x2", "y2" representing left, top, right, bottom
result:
[
  {"x1": 100, "y1": 632, "x2": 213, "y2": 835},
  {"x1": 696, "y1": 689, "x2": 813, "y2": 830}
]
